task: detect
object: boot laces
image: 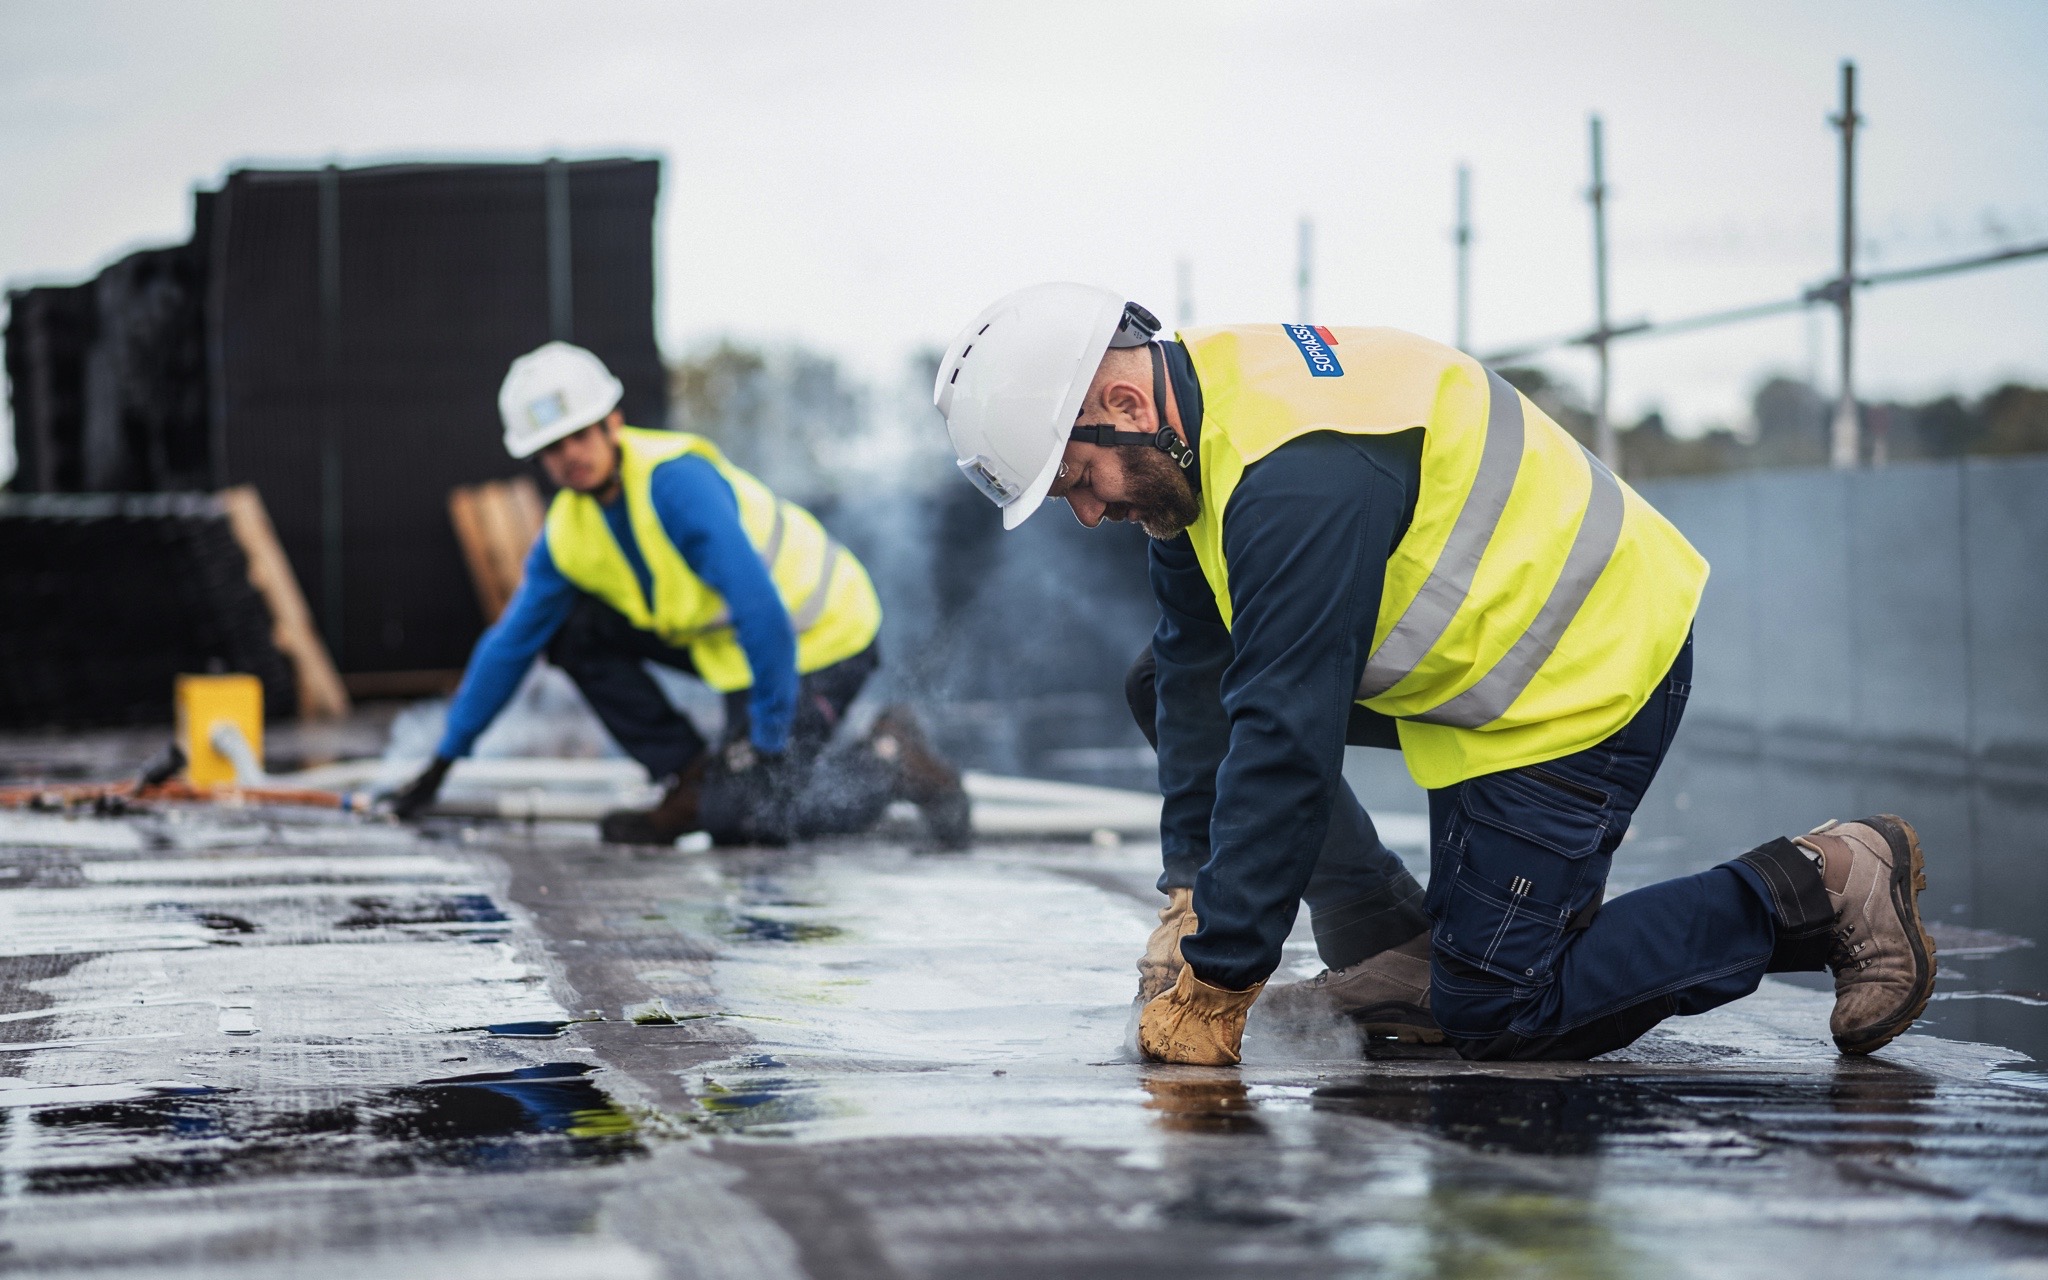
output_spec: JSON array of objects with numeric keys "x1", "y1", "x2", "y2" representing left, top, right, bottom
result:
[{"x1": 1828, "y1": 917, "x2": 1873, "y2": 972}]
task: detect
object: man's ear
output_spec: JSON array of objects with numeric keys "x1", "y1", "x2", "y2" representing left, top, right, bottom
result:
[
  {"x1": 603, "y1": 410, "x2": 625, "y2": 435},
  {"x1": 1099, "y1": 377, "x2": 1154, "y2": 430}
]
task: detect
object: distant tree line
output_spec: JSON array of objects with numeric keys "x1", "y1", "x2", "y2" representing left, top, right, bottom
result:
[
  {"x1": 665, "y1": 340, "x2": 2048, "y2": 491},
  {"x1": 1498, "y1": 367, "x2": 2048, "y2": 480}
]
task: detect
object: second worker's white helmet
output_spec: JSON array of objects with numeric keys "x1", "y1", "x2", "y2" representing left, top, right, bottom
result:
[
  {"x1": 933, "y1": 283, "x2": 1159, "y2": 530},
  {"x1": 499, "y1": 341, "x2": 626, "y2": 459}
]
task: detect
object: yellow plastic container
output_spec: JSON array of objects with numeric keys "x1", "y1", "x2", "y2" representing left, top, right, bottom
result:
[{"x1": 176, "y1": 674, "x2": 264, "y2": 787}]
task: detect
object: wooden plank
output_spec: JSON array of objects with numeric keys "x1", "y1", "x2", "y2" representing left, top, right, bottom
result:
[
  {"x1": 215, "y1": 485, "x2": 352, "y2": 721},
  {"x1": 342, "y1": 669, "x2": 464, "y2": 699},
  {"x1": 448, "y1": 477, "x2": 545, "y2": 624},
  {"x1": 447, "y1": 485, "x2": 504, "y2": 621}
]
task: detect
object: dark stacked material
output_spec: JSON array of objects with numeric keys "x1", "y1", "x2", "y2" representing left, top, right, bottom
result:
[
  {"x1": 0, "y1": 495, "x2": 294, "y2": 729},
  {"x1": 5, "y1": 158, "x2": 666, "y2": 680}
]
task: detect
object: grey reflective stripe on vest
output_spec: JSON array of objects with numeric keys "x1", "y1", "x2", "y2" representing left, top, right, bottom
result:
[
  {"x1": 685, "y1": 501, "x2": 818, "y2": 635},
  {"x1": 1408, "y1": 451, "x2": 1626, "y2": 728},
  {"x1": 1356, "y1": 369, "x2": 1526, "y2": 699},
  {"x1": 760, "y1": 500, "x2": 789, "y2": 568},
  {"x1": 787, "y1": 539, "x2": 845, "y2": 632}
]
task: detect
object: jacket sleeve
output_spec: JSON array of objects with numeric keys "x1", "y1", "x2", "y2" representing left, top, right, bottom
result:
[
  {"x1": 647, "y1": 456, "x2": 799, "y2": 753},
  {"x1": 1176, "y1": 432, "x2": 1410, "y2": 991},
  {"x1": 436, "y1": 533, "x2": 579, "y2": 759},
  {"x1": 1148, "y1": 533, "x2": 1235, "y2": 893}
]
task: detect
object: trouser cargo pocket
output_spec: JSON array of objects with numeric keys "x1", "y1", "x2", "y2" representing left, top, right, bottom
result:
[{"x1": 1430, "y1": 766, "x2": 1611, "y2": 985}]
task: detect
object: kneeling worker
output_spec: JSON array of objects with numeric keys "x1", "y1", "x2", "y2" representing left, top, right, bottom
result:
[
  {"x1": 391, "y1": 341, "x2": 969, "y2": 848},
  {"x1": 933, "y1": 284, "x2": 1935, "y2": 1064}
]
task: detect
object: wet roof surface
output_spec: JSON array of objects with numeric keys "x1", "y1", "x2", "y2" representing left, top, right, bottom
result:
[{"x1": 1, "y1": 801, "x2": 2045, "y2": 1278}]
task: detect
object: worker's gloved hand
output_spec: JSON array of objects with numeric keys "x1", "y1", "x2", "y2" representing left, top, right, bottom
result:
[
  {"x1": 1136, "y1": 887, "x2": 1198, "y2": 1003},
  {"x1": 389, "y1": 756, "x2": 454, "y2": 821},
  {"x1": 1138, "y1": 966, "x2": 1266, "y2": 1066},
  {"x1": 700, "y1": 741, "x2": 797, "y2": 846}
]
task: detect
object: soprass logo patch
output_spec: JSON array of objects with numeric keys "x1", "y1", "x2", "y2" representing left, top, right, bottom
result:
[{"x1": 1282, "y1": 324, "x2": 1343, "y2": 377}]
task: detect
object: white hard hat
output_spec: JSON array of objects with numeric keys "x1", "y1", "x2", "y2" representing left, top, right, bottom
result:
[
  {"x1": 933, "y1": 282, "x2": 1160, "y2": 530},
  {"x1": 499, "y1": 341, "x2": 626, "y2": 458}
]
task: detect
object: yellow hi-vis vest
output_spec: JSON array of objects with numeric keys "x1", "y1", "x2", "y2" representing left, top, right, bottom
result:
[
  {"x1": 543, "y1": 426, "x2": 882, "y2": 692},
  {"x1": 1180, "y1": 325, "x2": 1707, "y2": 789}
]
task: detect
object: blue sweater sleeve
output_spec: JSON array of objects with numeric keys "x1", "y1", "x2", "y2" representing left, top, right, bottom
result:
[
  {"x1": 647, "y1": 456, "x2": 798, "y2": 753},
  {"x1": 1149, "y1": 534, "x2": 1234, "y2": 893},
  {"x1": 1176, "y1": 432, "x2": 1414, "y2": 991},
  {"x1": 436, "y1": 533, "x2": 580, "y2": 759}
]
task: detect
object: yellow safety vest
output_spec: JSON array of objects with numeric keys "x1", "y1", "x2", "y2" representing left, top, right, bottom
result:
[
  {"x1": 543, "y1": 427, "x2": 882, "y2": 692},
  {"x1": 1180, "y1": 325, "x2": 1706, "y2": 789}
]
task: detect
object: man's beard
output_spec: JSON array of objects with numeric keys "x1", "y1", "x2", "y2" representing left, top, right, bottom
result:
[{"x1": 1117, "y1": 446, "x2": 1202, "y2": 540}]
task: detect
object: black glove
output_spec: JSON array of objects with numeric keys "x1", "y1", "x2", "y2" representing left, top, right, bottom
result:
[
  {"x1": 390, "y1": 756, "x2": 454, "y2": 821},
  {"x1": 700, "y1": 741, "x2": 796, "y2": 846}
]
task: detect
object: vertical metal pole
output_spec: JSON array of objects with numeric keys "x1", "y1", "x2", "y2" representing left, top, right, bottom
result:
[
  {"x1": 1454, "y1": 164, "x2": 1472, "y2": 351},
  {"x1": 1296, "y1": 215, "x2": 1313, "y2": 323},
  {"x1": 316, "y1": 164, "x2": 345, "y2": 667},
  {"x1": 544, "y1": 158, "x2": 574, "y2": 342},
  {"x1": 206, "y1": 181, "x2": 235, "y2": 490},
  {"x1": 1588, "y1": 116, "x2": 1617, "y2": 470},
  {"x1": 1829, "y1": 61, "x2": 1862, "y2": 469},
  {"x1": 1176, "y1": 256, "x2": 1194, "y2": 329}
]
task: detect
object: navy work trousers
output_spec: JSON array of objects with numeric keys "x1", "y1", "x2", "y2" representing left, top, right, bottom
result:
[
  {"x1": 1425, "y1": 635, "x2": 1824, "y2": 1059},
  {"x1": 546, "y1": 595, "x2": 896, "y2": 837}
]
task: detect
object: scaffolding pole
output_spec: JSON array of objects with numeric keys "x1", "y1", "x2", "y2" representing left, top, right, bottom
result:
[
  {"x1": 1297, "y1": 215, "x2": 1314, "y2": 323},
  {"x1": 1829, "y1": 61, "x2": 1863, "y2": 468},
  {"x1": 1455, "y1": 165, "x2": 1472, "y2": 351},
  {"x1": 1588, "y1": 116, "x2": 1617, "y2": 469}
]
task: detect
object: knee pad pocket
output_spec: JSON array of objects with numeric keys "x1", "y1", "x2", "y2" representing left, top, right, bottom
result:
[{"x1": 1435, "y1": 770, "x2": 1609, "y2": 985}]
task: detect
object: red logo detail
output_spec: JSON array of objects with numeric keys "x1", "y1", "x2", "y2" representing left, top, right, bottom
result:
[{"x1": 1314, "y1": 326, "x2": 1338, "y2": 345}]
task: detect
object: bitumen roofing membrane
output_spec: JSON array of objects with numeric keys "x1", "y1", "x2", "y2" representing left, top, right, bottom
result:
[{"x1": 0, "y1": 722, "x2": 2045, "y2": 1278}]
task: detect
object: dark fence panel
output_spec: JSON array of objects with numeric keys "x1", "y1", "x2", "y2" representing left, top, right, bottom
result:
[
  {"x1": 3, "y1": 284, "x2": 96, "y2": 494},
  {"x1": 210, "y1": 159, "x2": 666, "y2": 674},
  {"x1": 8, "y1": 158, "x2": 665, "y2": 679}
]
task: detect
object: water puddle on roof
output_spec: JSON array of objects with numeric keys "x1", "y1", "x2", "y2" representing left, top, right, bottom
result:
[{"x1": 1, "y1": 1062, "x2": 641, "y2": 1195}]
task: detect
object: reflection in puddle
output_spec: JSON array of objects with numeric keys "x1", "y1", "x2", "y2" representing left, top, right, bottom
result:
[
  {"x1": 1312, "y1": 1064, "x2": 2048, "y2": 1197},
  {"x1": 1142, "y1": 1074, "x2": 1267, "y2": 1136},
  {"x1": 724, "y1": 914, "x2": 843, "y2": 944},
  {"x1": 337, "y1": 893, "x2": 511, "y2": 930},
  {"x1": 8, "y1": 1061, "x2": 641, "y2": 1194},
  {"x1": 695, "y1": 1055, "x2": 842, "y2": 1134},
  {"x1": 484, "y1": 1020, "x2": 575, "y2": 1038},
  {"x1": 1313, "y1": 1075, "x2": 1684, "y2": 1158}
]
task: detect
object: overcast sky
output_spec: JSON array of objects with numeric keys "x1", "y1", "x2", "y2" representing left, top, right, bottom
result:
[{"x1": 4, "y1": 0, "x2": 2045, "y2": 464}]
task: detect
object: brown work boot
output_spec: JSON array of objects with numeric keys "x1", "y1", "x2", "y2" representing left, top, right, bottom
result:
[
  {"x1": 869, "y1": 706, "x2": 972, "y2": 850},
  {"x1": 1136, "y1": 887, "x2": 1198, "y2": 1002},
  {"x1": 1257, "y1": 930, "x2": 1443, "y2": 1044},
  {"x1": 1794, "y1": 815, "x2": 1938, "y2": 1055},
  {"x1": 599, "y1": 758, "x2": 706, "y2": 845}
]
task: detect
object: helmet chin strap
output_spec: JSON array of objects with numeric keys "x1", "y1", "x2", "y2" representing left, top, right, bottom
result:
[{"x1": 1068, "y1": 343, "x2": 1199, "y2": 490}]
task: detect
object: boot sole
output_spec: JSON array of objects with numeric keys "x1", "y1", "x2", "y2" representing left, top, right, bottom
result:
[
  {"x1": 1833, "y1": 813, "x2": 1938, "y2": 1055},
  {"x1": 1348, "y1": 1003, "x2": 1447, "y2": 1045}
]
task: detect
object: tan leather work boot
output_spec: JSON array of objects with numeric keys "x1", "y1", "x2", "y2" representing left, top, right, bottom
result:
[
  {"x1": 1794, "y1": 815, "x2": 1938, "y2": 1055},
  {"x1": 599, "y1": 757, "x2": 707, "y2": 845},
  {"x1": 1136, "y1": 888, "x2": 1198, "y2": 1002},
  {"x1": 1139, "y1": 966, "x2": 1265, "y2": 1066},
  {"x1": 1257, "y1": 931, "x2": 1443, "y2": 1044},
  {"x1": 869, "y1": 706, "x2": 972, "y2": 850}
]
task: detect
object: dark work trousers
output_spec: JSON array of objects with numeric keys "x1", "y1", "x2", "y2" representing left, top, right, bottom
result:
[
  {"x1": 546, "y1": 594, "x2": 897, "y2": 837},
  {"x1": 1126, "y1": 648, "x2": 1432, "y2": 972},
  {"x1": 1425, "y1": 634, "x2": 1834, "y2": 1060}
]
